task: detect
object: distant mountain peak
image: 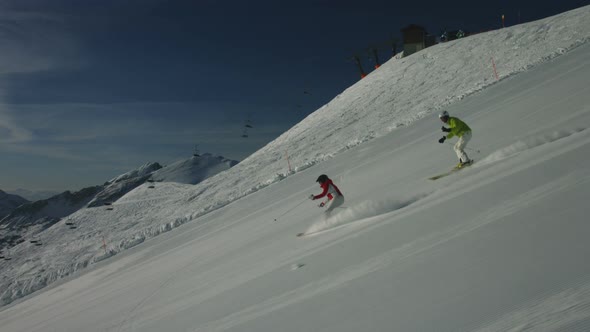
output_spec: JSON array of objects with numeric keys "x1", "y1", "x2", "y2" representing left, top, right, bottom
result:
[
  {"x1": 88, "y1": 153, "x2": 237, "y2": 207},
  {"x1": 0, "y1": 190, "x2": 29, "y2": 221},
  {"x1": 5, "y1": 189, "x2": 59, "y2": 201},
  {"x1": 107, "y1": 162, "x2": 163, "y2": 184},
  {"x1": 150, "y1": 153, "x2": 239, "y2": 185}
]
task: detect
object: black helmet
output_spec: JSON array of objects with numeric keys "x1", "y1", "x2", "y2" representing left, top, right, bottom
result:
[{"x1": 316, "y1": 174, "x2": 328, "y2": 183}]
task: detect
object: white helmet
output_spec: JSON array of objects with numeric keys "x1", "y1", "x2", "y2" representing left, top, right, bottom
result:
[{"x1": 438, "y1": 111, "x2": 449, "y2": 119}]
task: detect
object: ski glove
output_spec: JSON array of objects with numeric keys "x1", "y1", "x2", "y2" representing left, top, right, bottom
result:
[
  {"x1": 319, "y1": 202, "x2": 326, "y2": 207},
  {"x1": 309, "y1": 194, "x2": 316, "y2": 200},
  {"x1": 438, "y1": 136, "x2": 446, "y2": 143},
  {"x1": 441, "y1": 126, "x2": 451, "y2": 132}
]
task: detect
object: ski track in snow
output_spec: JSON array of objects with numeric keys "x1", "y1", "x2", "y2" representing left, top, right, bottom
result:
[
  {"x1": 303, "y1": 194, "x2": 428, "y2": 236},
  {"x1": 474, "y1": 280, "x2": 590, "y2": 332},
  {"x1": 192, "y1": 170, "x2": 590, "y2": 332},
  {"x1": 476, "y1": 123, "x2": 589, "y2": 168}
]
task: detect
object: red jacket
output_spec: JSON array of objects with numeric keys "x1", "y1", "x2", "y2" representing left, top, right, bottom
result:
[{"x1": 313, "y1": 179, "x2": 343, "y2": 200}]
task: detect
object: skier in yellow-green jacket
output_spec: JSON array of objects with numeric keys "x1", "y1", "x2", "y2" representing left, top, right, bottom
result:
[{"x1": 438, "y1": 111, "x2": 473, "y2": 168}]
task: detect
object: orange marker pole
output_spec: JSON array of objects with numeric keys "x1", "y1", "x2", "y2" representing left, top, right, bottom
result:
[
  {"x1": 285, "y1": 150, "x2": 292, "y2": 173},
  {"x1": 491, "y1": 57, "x2": 499, "y2": 80}
]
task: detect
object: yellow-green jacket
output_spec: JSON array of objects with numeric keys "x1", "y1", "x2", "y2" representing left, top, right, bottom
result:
[{"x1": 446, "y1": 117, "x2": 471, "y2": 139}]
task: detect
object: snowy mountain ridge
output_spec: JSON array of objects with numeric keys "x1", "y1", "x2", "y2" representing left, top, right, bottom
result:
[
  {"x1": 0, "y1": 186, "x2": 101, "y2": 257},
  {"x1": 6, "y1": 189, "x2": 59, "y2": 202},
  {"x1": 151, "y1": 153, "x2": 239, "y2": 185},
  {"x1": 87, "y1": 154, "x2": 237, "y2": 207},
  {"x1": 0, "y1": 153, "x2": 236, "y2": 255},
  {"x1": 106, "y1": 161, "x2": 163, "y2": 184},
  {"x1": 0, "y1": 6, "x2": 589, "y2": 331},
  {"x1": 0, "y1": 190, "x2": 28, "y2": 221}
]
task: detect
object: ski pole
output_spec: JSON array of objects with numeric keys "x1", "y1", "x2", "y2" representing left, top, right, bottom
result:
[{"x1": 274, "y1": 198, "x2": 308, "y2": 221}]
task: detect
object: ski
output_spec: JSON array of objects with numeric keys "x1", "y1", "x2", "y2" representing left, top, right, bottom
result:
[
  {"x1": 297, "y1": 231, "x2": 320, "y2": 238},
  {"x1": 429, "y1": 160, "x2": 474, "y2": 180},
  {"x1": 428, "y1": 170, "x2": 457, "y2": 180},
  {"x1": 297, "y1": 229, "x2": 327, "y2": 238}
]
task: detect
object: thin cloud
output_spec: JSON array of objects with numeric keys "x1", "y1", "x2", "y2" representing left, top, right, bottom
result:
[
  {"x1": 1, "y1": 141, "x2": 91, "y2": 162},
  {"x1": 0, "y1": 8, "x2": 83, "y2": 74},
  {"x1": 0, "y1": 6, "x2": 83, "y2": 145},
  {"x1": 0, "y1": 110, "x2": 33, "y2": 143}
]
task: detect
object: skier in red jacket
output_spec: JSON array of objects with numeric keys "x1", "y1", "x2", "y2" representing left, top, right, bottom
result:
[{"x1": 309, "y1": 174, "x2": 344, "y2": 216}]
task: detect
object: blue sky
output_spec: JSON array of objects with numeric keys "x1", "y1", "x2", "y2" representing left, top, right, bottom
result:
[{"x1": 0, "y1": 0, "x2": 587, "y2": 193}]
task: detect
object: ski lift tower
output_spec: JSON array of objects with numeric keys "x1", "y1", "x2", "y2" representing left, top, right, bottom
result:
[
  {"x1": 388, "y1": 34, "x2": 400, "y2": 58},
  {"x1": 349, "y1": 54, "x2": 367, "y2": 79},
  {"x1": 367, "y1": 45, "x2": 382, "y2": 69}
]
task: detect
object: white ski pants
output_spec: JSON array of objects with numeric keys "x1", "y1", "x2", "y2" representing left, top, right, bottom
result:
[
  {"x1": 324, "y1": 195, "x2": 344, "y2": 216},
  {"x1": 454, "y1": 131, "x2": 472, "y2": 162}
]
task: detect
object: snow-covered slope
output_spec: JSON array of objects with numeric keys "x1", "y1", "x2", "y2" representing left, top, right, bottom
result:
[
  {"x1": 0, "y1": 6, "x2": 589, "y2": 331},
  {"x1": 1, "y1": 187, "x2": 102, "y2": 229},
  {"x1": 88, "y1": 154, "x2": 238, "y2": 207},
  {"x1": 86, "y1": 162, "x2": 163, "y2": 207},
  {"x1": 0, "y1": 154, "x2": 239, "y2": 305},
  {"x1": 0, "y1": 186, "x2": 102, "y2": 253},
  {"x1": 151, "y1": 153, "x2": 239, "y2": 185}
]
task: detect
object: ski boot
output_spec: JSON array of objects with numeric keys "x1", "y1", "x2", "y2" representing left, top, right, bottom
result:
[{"x1": 459, "y1": 160, "x2": 473, "y2": 168}]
